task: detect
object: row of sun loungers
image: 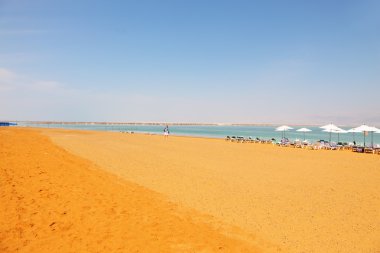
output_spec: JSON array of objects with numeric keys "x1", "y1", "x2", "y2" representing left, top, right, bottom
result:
[
  {"x1": 278, "y1": 140, "x2": 350, "y2": 150},
  {"x1": 356, "y1": 146, "x2": 380, "y2": 154},
  {"x1": 225, "y1": 136, "x2": 274, "y2": 144},
  {"x1": 225, "y1": 136, "x2": 380, "y2": 154}
]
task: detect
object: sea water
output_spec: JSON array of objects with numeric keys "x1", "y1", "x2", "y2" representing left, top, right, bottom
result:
[{"x1": 17, "y1": 122, "x2": 380, "y2": 146}]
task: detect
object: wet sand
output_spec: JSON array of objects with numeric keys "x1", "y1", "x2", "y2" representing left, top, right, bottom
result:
[{"x1": 2, "y1": 127, "x2": 380, "y2": 252}]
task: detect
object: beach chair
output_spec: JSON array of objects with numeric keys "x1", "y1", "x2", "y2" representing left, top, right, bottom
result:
[
  {"x1": 316, "y1": 141, "x2": 328, "y2": 150},
  {"x1": 301, "y1": 140, "x2": 309, "y2": 148},
  {"x1": 354, "y1": 146, "x2": 364, "y2": 153},
  {"x1": 327, "y1": 142, "x2": 340, "y2": 150},
  {"x1": 342, "y1": 143, "x2": 351, "y2": 150},
  {"x1": 277, "y1": 138, "x2": 290, "y2": 147},
  {"x1": 243, "y1": 137, "x2": 252, "y2": 143},
  {"x1": 237, "y1": 136, "x2": 245, "y2": 143},
  {"x1": 294, "y1": 139, "x2": 302, "y2": 148},
  {"x1": 304, "y1": 142, "x2": 314, "y2": 150},
  {"x1": 373, "y1": 145, "x2": 380, "y2": 155},
  {"x1": 247, "y1": 137, "x2": 255, "y2": 143}
]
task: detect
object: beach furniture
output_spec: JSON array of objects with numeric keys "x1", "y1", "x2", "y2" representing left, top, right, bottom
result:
[
  {"x1": 319, "y1": 141, "x2": 341, "y2": 151},
  {"x1": 301, "y1": 140, "x2": 311, "y2": 149},
  {"x1": 290, "y1": 141, "x2": 296, "y2": 148},
  {"x1": 294, "y1": 139, "x2": 303, "y2": 148},
  {"x1": 314, "y1": 141, "x2": 326, "y2": 150},
  {"x1": 327, "y1": 142, "x2": 342, "y2": 150},
  {"x1": 353, "y1": 125, "x2": 380, "y2": 148},
  {"x1": 320, "y1": 124, "x2": 344, "y2": 143},
  {"x1": 237, "y1": 136, "x2": 245, "y2": 143},
  {"x1": 247, "y1": 137, "x2": 255, "y2": 143},
  {"x1": 304, "y1": 142, "x2": 315, "y2": 150},
  {"x1": 243, "y1": 137, "x2": 251, "y2": 143},
  {"x1": 277, "y1": 138, "x2": 290, "y2": 147},
  {"x1": 353, "y1": 146, "x2": 364, "y2": 153},
  {"x1": 375, "y1": 146, "x2": 380, "y2": 155},
  {"x1": 364, "y1": 147, "x2": 376, "y2": 154}
]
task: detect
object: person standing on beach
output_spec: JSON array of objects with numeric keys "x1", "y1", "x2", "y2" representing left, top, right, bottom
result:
[{"x1": 163, "y1": 125, "x2": 169, "y2": 138}]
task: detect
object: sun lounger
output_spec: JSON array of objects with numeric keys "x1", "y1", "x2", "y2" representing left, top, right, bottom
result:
[
  {"x1": 276, "y1": 138, "x2": 290, "y2": 147},
  {"x1": 364, "y1": 147, "x2": 375, "y2": 154},
  {"x1": 230, "y1": 136, "x2": 237, "y2": 142},
  {"x1": 329, "y1": 142, "x2": 342, "y2": 150},
  {"x1": 353, "y1": 146, "x2": 364, "y2": 153},
  {"x1": 304, "y1": 143, "x2": 315, "y2": 150},
  {"x1": 247, "y1": 137, "x2": 255, "y2": 143},
  {"x1": 238, "y1": 136, "x2": 246, "y2": 143},
  {"x1": 293, "y1": 139, "x2": 302, "y2": 148}
]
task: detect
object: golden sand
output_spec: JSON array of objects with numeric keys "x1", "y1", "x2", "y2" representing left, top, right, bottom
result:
[
  {"x1": 0, "y1": 128, "x2": 260, "y2": 253},
  {"x1": 2, "y1": 127, "x2": 380, "y2": 252}
]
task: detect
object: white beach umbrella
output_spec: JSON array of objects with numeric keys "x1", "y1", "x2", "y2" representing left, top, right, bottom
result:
[
  {"x1": 276, "y1": 125, "x2": 293, "y2": 131},
  {"x1": 320, "y1": 124, "x2": 343, "y2": 143},
  {"x1": 275, "y1": 125, "x2": 293, "y2": 139},
  {"x1": 296, "y1": 127, "x2": 312, "y2": 140},
  {"x1": 354, "y1": 124, "x2": 380, "y2": 147},
  {"x1": 320, "y1": 123, "x2": 342, "y2": 131},
  {"x1": 323, "y1": 128, "x2": 347, "y2": 143},
  {"x1": 354, "y1": 124, "x2": 373, "y2": 132}
]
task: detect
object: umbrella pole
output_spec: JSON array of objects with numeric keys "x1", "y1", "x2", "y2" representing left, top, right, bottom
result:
[
  {"x1": 371, "y1": 132, "x2": 373, "y2": 148},
  {"x1": 338, "y1": 133, "x2": 340, "y2": 143},
  {"x1": 303, "y1": 132, "x2": 305, "y2": 141},
  {"x1": 364, "y1": 132, "x2": 366, "y2": 147},
  {"x1": 329, "y1": 131, "x2": 331, "y2": 143}
]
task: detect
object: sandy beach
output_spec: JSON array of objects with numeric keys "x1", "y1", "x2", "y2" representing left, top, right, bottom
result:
[{"x1": 2, "y1": 127, "x2": 380, "y2": 252}]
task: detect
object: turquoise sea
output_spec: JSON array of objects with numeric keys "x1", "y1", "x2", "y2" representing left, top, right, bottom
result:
[{"x1": 18, "y1": 122, "x2": 380, "y2": 146}]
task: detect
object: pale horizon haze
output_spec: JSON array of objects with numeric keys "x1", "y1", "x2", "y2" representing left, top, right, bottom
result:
[{"x1": 1, "y1": 0, "x2": 379, "y2": 125}]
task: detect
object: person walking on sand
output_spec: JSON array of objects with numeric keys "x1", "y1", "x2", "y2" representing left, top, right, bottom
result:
[{"x1": 163, "y1": 125, "x2": 169, "y2": 138}]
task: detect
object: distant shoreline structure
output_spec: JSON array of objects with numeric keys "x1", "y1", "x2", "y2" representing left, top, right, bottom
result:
[{"x1": 10, "y1": 120, "x2": 354, "y2": 127}]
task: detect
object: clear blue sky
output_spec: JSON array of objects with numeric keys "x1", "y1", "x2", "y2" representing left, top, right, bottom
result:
[{"x1": 1, "y1": 0, "x2": 379, "y2": 125}]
